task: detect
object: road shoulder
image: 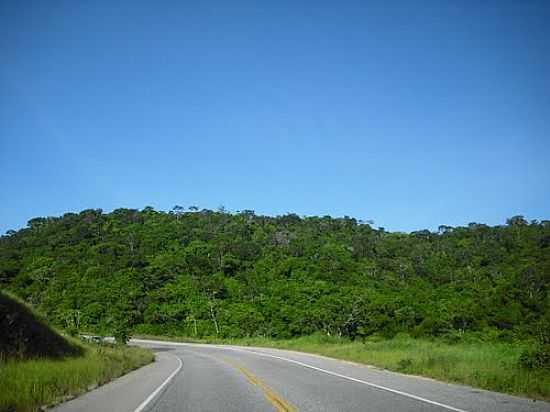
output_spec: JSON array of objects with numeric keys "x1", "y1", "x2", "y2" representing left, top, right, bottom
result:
[{"x1": 50, "y1": 351, "x2": 181, "y2": 412}]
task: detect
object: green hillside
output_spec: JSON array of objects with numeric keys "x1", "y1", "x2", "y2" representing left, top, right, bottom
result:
[
  {"x1": 1, "y1": 207, "x2": 548, "y2": 342},
  {"x1": 0, "y1": 291, "x2": 81, "y2": 359},
  {"x1": 0, "y1": 292, "x2": 153, "y2": 412}
]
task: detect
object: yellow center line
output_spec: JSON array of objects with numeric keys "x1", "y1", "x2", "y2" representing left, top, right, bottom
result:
[{"x1": 211, "y1": 354, "x2": 297, "y2": 412}]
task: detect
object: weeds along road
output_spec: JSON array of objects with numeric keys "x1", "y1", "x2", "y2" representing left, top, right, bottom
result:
[{"x1": 52, "y1": 338, "x2": 550, "y2": 412}]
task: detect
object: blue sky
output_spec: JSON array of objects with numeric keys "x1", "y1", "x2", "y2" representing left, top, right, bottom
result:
[{"x1": 1, "y1": 0, "x2": 549, "y2": 234}]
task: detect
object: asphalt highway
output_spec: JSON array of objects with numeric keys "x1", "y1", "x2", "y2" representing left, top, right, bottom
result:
[{"x1": 51, "y1": 338, "x2": 550, "y2": 412}]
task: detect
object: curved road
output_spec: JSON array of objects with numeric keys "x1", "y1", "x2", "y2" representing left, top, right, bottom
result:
[{"x1": 52, "y1": 338, "x2": 550, "y2": 412}]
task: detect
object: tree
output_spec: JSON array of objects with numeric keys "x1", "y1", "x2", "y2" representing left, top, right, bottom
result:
[
  {"x1": 2, "y1": 207, "x2": 549, "y2": 343},
  {"x1": 172, "y1": 205, "x2": 185, "y2": 222}
]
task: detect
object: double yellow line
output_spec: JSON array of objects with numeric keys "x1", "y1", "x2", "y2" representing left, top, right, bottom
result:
[{"x1": 212, "y1": 355, "x2": 297, "y2": 412}]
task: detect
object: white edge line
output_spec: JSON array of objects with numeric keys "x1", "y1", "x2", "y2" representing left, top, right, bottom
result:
[
  {"x1": 132, "y1": 352, "x2": 183, "y2": 412},
  {"x1": 131, "y1": 339, "x2": 468, "y2": 412},
  {"x1": 228, "y1": 347, "x2": 470, "y2": 412}
]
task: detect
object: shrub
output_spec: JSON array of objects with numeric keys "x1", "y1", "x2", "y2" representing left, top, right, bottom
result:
[
  {"x1": 397, "y1": 358, "x2": 413, "y2": 371},
  {"x1": 519, "y1": 316, "x2": 550, "y2": 370},
  {"x1": 66, "y1": 325, "x2": 79, "y2": 337},
  {"x1": 113, "y1": 323, "x2": 130, "y2": 345},
  {"x1": 519, "y1": 344, "x2": 550, "y2": 370}
]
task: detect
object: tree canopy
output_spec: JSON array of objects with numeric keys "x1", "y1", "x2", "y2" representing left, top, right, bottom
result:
[{"x1": 1, "y1": 208, "x2": 548, "y2": 341}]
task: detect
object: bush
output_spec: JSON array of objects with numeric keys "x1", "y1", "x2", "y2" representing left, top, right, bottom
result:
[
  {"x1": 66, "y1": 325, "x2": 79, "y2": 337},
  {"x1": 113, "y1": 323, "x2": 130, "y2": 345},
  {"x1": 441, "y1": 330, "x2": 465, "y2": 344},
  {"x1": 519, "y1": 344, "x2": 550, "y2": 370},
  {"x1": 412, "y1": 317, "x2": 451, "y2": 337},
  {"x1": 519, "y1": 316, "x2": 550, "y2": 370},
  {"x1": 397, "y1": 358, "x2": 413, "y2": 371}
]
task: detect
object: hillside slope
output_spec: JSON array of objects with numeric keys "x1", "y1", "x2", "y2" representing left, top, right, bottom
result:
[
  {"x1": 0, "y1": 291, "x2": 153, "y2": 412},
  {"x1": 0, "y1": 291, "x2": 81, "y2": 359},
  {"x1": 1, "y1": 207, "x2": 549, "y2": 341}
]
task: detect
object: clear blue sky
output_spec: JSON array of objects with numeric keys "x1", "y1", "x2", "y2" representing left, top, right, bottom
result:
[{"x1": 1, "y1": 0, "x2": 549, "y2": 234}]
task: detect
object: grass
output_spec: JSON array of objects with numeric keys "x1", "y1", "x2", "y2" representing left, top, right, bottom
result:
[
  {"x1": 0, "y1": 291, "x2": 154, "y2": 412},
  {"x1": 134, "y1": 333, "x2": 550, "y2": 401},
  {"x1": 0, "y1": 342, "x2": 154, "y2": 412}
]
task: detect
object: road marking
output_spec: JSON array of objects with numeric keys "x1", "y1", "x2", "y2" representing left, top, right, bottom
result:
[
  {"x1": 211, "y1": 354, "x2": 297, "y2": 412},
  {"x1": 224, "y1": 347, "x2": 469, "y2": 412},
  {"x1": 133, "y1": 353, "x2": 183, "y2": 412},
  {"x1": 131, "y1": 339, "x2": 468, "y2": 412}
]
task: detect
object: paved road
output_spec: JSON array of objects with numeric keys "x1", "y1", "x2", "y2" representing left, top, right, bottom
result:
[{"x1": 52, "y1": 338, "x2": 550, "y2": 412}]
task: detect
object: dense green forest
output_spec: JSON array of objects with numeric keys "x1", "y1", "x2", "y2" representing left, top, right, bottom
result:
[{"x1": 1, "y1": 207, "x2": 549, "y2": 342}]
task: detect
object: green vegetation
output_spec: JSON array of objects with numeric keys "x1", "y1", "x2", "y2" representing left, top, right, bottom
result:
[
  {"x1": 229, "y1": 334, "x2": 550, "y2": 400},
  {"x1": 1, "y1": 207, "x2": 549, "y2": 397},
  {"x1": 0, "y1": 344, "x2": 153, "y2": 412},
  {"x1": 0, "y1": 292, "x2": 153, "y2": 412},
  {"x1": 131, "y1": 333, "x2": 550, "y2": 400},
  {"x1": 0, "y1": 291, "x2": 82, "y2": 359},
  {"x1": 2, "y1": 207, "x2": 548, "y2": 342}
]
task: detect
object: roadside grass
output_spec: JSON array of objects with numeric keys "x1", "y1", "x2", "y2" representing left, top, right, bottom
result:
[
  {"x1": 133, "y1": 333, "x2": 550, "y2": 401},
  {"x1": 0, "y1": 291, "x2": 154, "y2": 412},
  {"x1": 0, "y1": 343, "x2": 154, "y2": 412}
]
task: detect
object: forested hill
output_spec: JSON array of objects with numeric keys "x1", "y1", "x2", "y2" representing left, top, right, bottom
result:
[{"x1": 1, "y1": 207, "x2": 549, "y2": 341}]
